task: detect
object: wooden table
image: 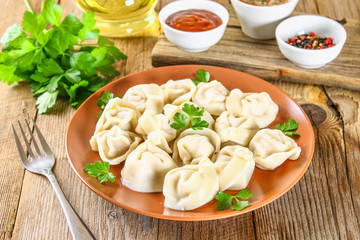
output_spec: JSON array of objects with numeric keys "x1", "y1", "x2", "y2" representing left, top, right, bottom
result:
[{"x1": 1, "y1": 0, "x2": 359, "y2": 239}]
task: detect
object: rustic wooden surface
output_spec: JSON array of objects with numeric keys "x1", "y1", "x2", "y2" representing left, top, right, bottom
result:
[
  {"x1": 152, "y1": 11, "x2": 360, "y2": 91},
  {"x1": 0, "y1": 0, "x2": 359, "y2": 239}
]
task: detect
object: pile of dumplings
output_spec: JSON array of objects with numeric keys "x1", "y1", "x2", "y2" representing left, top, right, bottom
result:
[{"x1": 89, "y1": 78, "x2": 301, "y2": 211}]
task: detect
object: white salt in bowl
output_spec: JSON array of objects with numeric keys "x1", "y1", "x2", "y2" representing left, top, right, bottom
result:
[
  {"x1": 230, "y1": 0, "x2": 298, "y2": 39},
  {"x1": 158, "y1": 0, "x2": 229, "y2": 52},
  {"x1": 275, "y1": 15, "x2": 347, "y2": 68}
]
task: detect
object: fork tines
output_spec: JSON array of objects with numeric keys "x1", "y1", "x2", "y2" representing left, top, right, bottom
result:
[{"x1": 11, "y1": 119, "x2": 53, "y2": 163}]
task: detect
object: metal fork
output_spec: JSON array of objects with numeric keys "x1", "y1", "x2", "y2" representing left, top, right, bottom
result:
[{"x1": 11, "y1": 119, "x2": 96, "y2": 240}]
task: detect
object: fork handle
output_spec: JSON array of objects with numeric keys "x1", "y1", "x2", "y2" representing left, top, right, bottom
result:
[{"x1": 45, "y1": 172, "x2": 96, "y2": 240}]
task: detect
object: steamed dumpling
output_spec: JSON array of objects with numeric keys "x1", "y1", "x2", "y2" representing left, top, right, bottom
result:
[
  {"x1": 135, "y1": 110, "x2": 176, "y2": 141},
  {"x1": 215, "y1": 111, "x2": 259, "y2": 146},
  {"x1": 214, "y1": 145, "x2": 255, "y2": 191},
  {"x1": 173, "y1": 128, "x2": 221, "y2": 165},
  {"x1": 147, "y1": 131, "x2": 173, "y2": 154},
  {"x1": 90, "y1": 126, "x2": 142, "y2": 165},
  {"x1": 123, "y1": 83, "x2": 164, "y2": 114},
  {"x1": 93, "y1": 97, "x2": 140, "y2": 135},
  {"x1": 192, "y1": 80, "x2": 229, "y2": 116},
  {"x1": 121, "y1": 141, "x2": 178, "y2": 192},
  {"x1": 161, "y1": 78, "x2": 196, "y2": 105},
  {"x1": 226, "y1": 90, "x2": 279, "y2": 128},
  {"x1": 163, "y1": 157, "x2": 219, "y2": 211},
  {"x1": 164, "y1": 102, "x2": 215, "y2": 130},
  {"x1": 249, "y1": 129, "x2": 301, "y2": 170}
]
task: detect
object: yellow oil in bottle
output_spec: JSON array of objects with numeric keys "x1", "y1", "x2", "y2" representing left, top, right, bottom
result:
[{"x1": 76, "y1": 0, "x2": 159, "y2": 37}]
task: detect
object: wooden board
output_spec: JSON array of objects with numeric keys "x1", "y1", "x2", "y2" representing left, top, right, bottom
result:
[
  {"x1": 1, "y1": 0, "x2": 360, "y2": 239},
  {"x1": 152, "y1": 14, "x2": 360, "y2": 91}
]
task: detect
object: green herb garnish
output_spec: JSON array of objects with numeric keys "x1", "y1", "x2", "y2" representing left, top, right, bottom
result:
[
  {"x1": 84, "y1": 161, "x2": 115, "y2": 183},
  {"x1": 0, "y1": 0, "x2": 126, "y2": 114},
  {"x1": 96, "y1": 91, "x2": 119, "y2": 119},
  {"x1": 170, "y1": 103, "x2": 209, "y2": 131},
  {"x1": 276, "y1": 119, "x2": 300, "y2": 136},
  {"x1": 96, "y1": 91, "x2": 119, "y2": 110},
  {"x1": 215, "y1": 189, "x2": 254, "y2": 211},
  {"x1": 193, "y1": 69, "x2": 210, "y2": 85}
]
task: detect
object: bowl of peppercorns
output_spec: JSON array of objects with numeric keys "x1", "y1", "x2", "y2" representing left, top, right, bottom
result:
[{"x1": 275, "y1": 15, "x2": 347, "y2": 68}]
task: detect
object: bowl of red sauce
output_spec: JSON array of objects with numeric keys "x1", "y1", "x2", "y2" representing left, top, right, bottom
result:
[{"x1": 159, "y1": 0, "x2": 229, "y2": 52}]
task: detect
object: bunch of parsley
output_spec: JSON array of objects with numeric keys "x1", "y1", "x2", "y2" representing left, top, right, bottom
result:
[{"x1": 0, "y1": 0, "x2": 126, "y2": 113}]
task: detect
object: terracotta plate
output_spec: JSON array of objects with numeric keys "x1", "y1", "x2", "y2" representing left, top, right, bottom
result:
[{"x1": 66, "y1": 65, "x2": 315, "y2": 221}]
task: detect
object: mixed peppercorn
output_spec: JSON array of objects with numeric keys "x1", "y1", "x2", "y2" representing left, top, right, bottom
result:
[{"x1": 286, "y1": 32, "x2": 335, "y2": 49}]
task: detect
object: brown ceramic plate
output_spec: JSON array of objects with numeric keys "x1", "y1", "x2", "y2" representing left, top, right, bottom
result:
[{"x1": 66, "y1": 65, "x2": 315, "y2": 221}]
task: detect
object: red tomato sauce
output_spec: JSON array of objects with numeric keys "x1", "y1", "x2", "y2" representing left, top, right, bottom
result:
[{"x1": 165, "y1": 9, "x2": 222, "y2": 32}]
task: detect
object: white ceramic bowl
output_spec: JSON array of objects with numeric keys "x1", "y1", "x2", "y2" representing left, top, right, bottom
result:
[
  {"x1": 276, "y1": 15, "x2": 347, "y2": 69},
  {"x1": 158, "y1": 0, "x2": 229, "y2": 52},
  {"x1": 230, "y1": 0, "x2": 298, "y2": 39}
]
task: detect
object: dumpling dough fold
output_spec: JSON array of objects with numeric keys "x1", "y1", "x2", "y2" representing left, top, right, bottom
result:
[
  {"x1": 215, "y1": 111, "x2": 259, "y2": 146},
  {"x1": 135, "y1": 110, "x2": 176, "y2": 141},
  {"x1": 226, "y1": 89, "x2": 279, "y2": 128},
  {"x1": 163, "y1": 157, "x2": 219, "y2": 211},
  {"x1": 192, "y1": 80, "x2": 229, "y2": 116},
  {"x1": 249, "y1": 129, "x2": 301, "y2": 170},
  {"x1": 214, "y1": 145, "x2": 255, "y2": 191},
  {"x1": 173, "y1": 128, "x2": 221, "y2": 165},
  {"x1": 161, "y1": 78, "x2": 196, "y2": 105},
  {"x1": 90, "y1": 126, "x2": 142, "y2": 165},
  {"x1": 121, "y1": 141, "x2": 178, "y2": 192},
  {"x1": 93, "y1": 97, "x2": 140, "y2": 135},
  {"x1": 147, "y1": 131, "x2": 173, "y2": 154},
  {"x1": 123, "y1": 83, "x2": 164, "y2": 114}
]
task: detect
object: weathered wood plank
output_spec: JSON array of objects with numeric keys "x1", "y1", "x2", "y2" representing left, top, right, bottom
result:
[
  {"x1": 317, "y1": 0, "x2": 360, "y2": 20},
  {"x1": 253, "y1": 82, "x2": 360, "y2": 239},
  {"x1": 0, "y1": 85, "x2": 37, "y2": 240},
  {"x1": 0, "y1": 0, "x2": 41, "y2": 239},
  {"x1": 2, "y1": 0, "x2": 359, "y2": 240},
  {"x1": 9, "y1": 1, "x2": 163, "y2": 239},
  {"x1": 152, "y1": 16, "x2": 360, "y2": 91},
  {"x1": 295, "y1": 0, "x2": 319, "y2": 15},
  {"x1": 158, "y1": 213, "x2": 255, "y2": 240},
  {"x1": 325, "y1": 87, "x2": 360, "y2": 237}
]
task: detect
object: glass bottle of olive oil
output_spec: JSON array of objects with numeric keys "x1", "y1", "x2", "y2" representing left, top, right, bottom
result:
[{"x1": 76, "y1": 0, "x2": 159, "y2": 37}]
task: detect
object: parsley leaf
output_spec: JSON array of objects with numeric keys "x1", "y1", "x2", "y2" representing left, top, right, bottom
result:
[
  {"x1": 79, "y1": 11, "x2": 99, "y2": 41},
  {"x1": 215, "y1": 190, "x2": 254, "y2": 211},
  {"x1": 182, "y1": 103, "x2": 204, "y2": 117},
  {"x1": 193, "y1": 69, "x2": 210, "y2": 85},
  {"x1": 170, "y1": 112, "x2": 188, "y2": 130},
  {"x1": 235, "y1": 189, "x2": 254, "y2": 200},
  {"x1": 70, "y1": 51, "x2": 97, "y2": 76},
  {"x1": 96, "y1": 91, "x2": 119, "y2": 110},
  {"x1": 22, "y1": 11, "x2": 46, "y2": 37},
  {"x1": 84, "y1": 161, "x2": 115, "y2": 183},
  {"x1": 276, "y1": 119, "x2": 300, "y2": 136},
  {"x1": 0, "y1": 64, "x2": 20, "y2": 84},
  {"x1": 170, "y1": 103, "x2": 209, "y2": 131},
  {"x1": 36, "y1": 91, "x2": 59, "y2": 114},
  {"x1": 215, "y1": 192, "x2": 233, "y2": 210},
  {"x1": 60, "y1": 14, "x2": 83, "y2": 35},
  {"x1": 0, "y1": 0, "x2": 126, "y2": 114},
  {"x1": 42, "y1": 0, "x2": 63, "y2": 26},
  {"x1": 191, "y1": 117, "x2": 209, "y2": 130},
  {"x1": 231, "y1": 199, "x2": 249, "y2": 211},
  {"x1": 95, "y1": 91, "x2": 120, "y2": 119},
  {"x1": 0, "y1": 24, "x2": 25, "y2": 49}
]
